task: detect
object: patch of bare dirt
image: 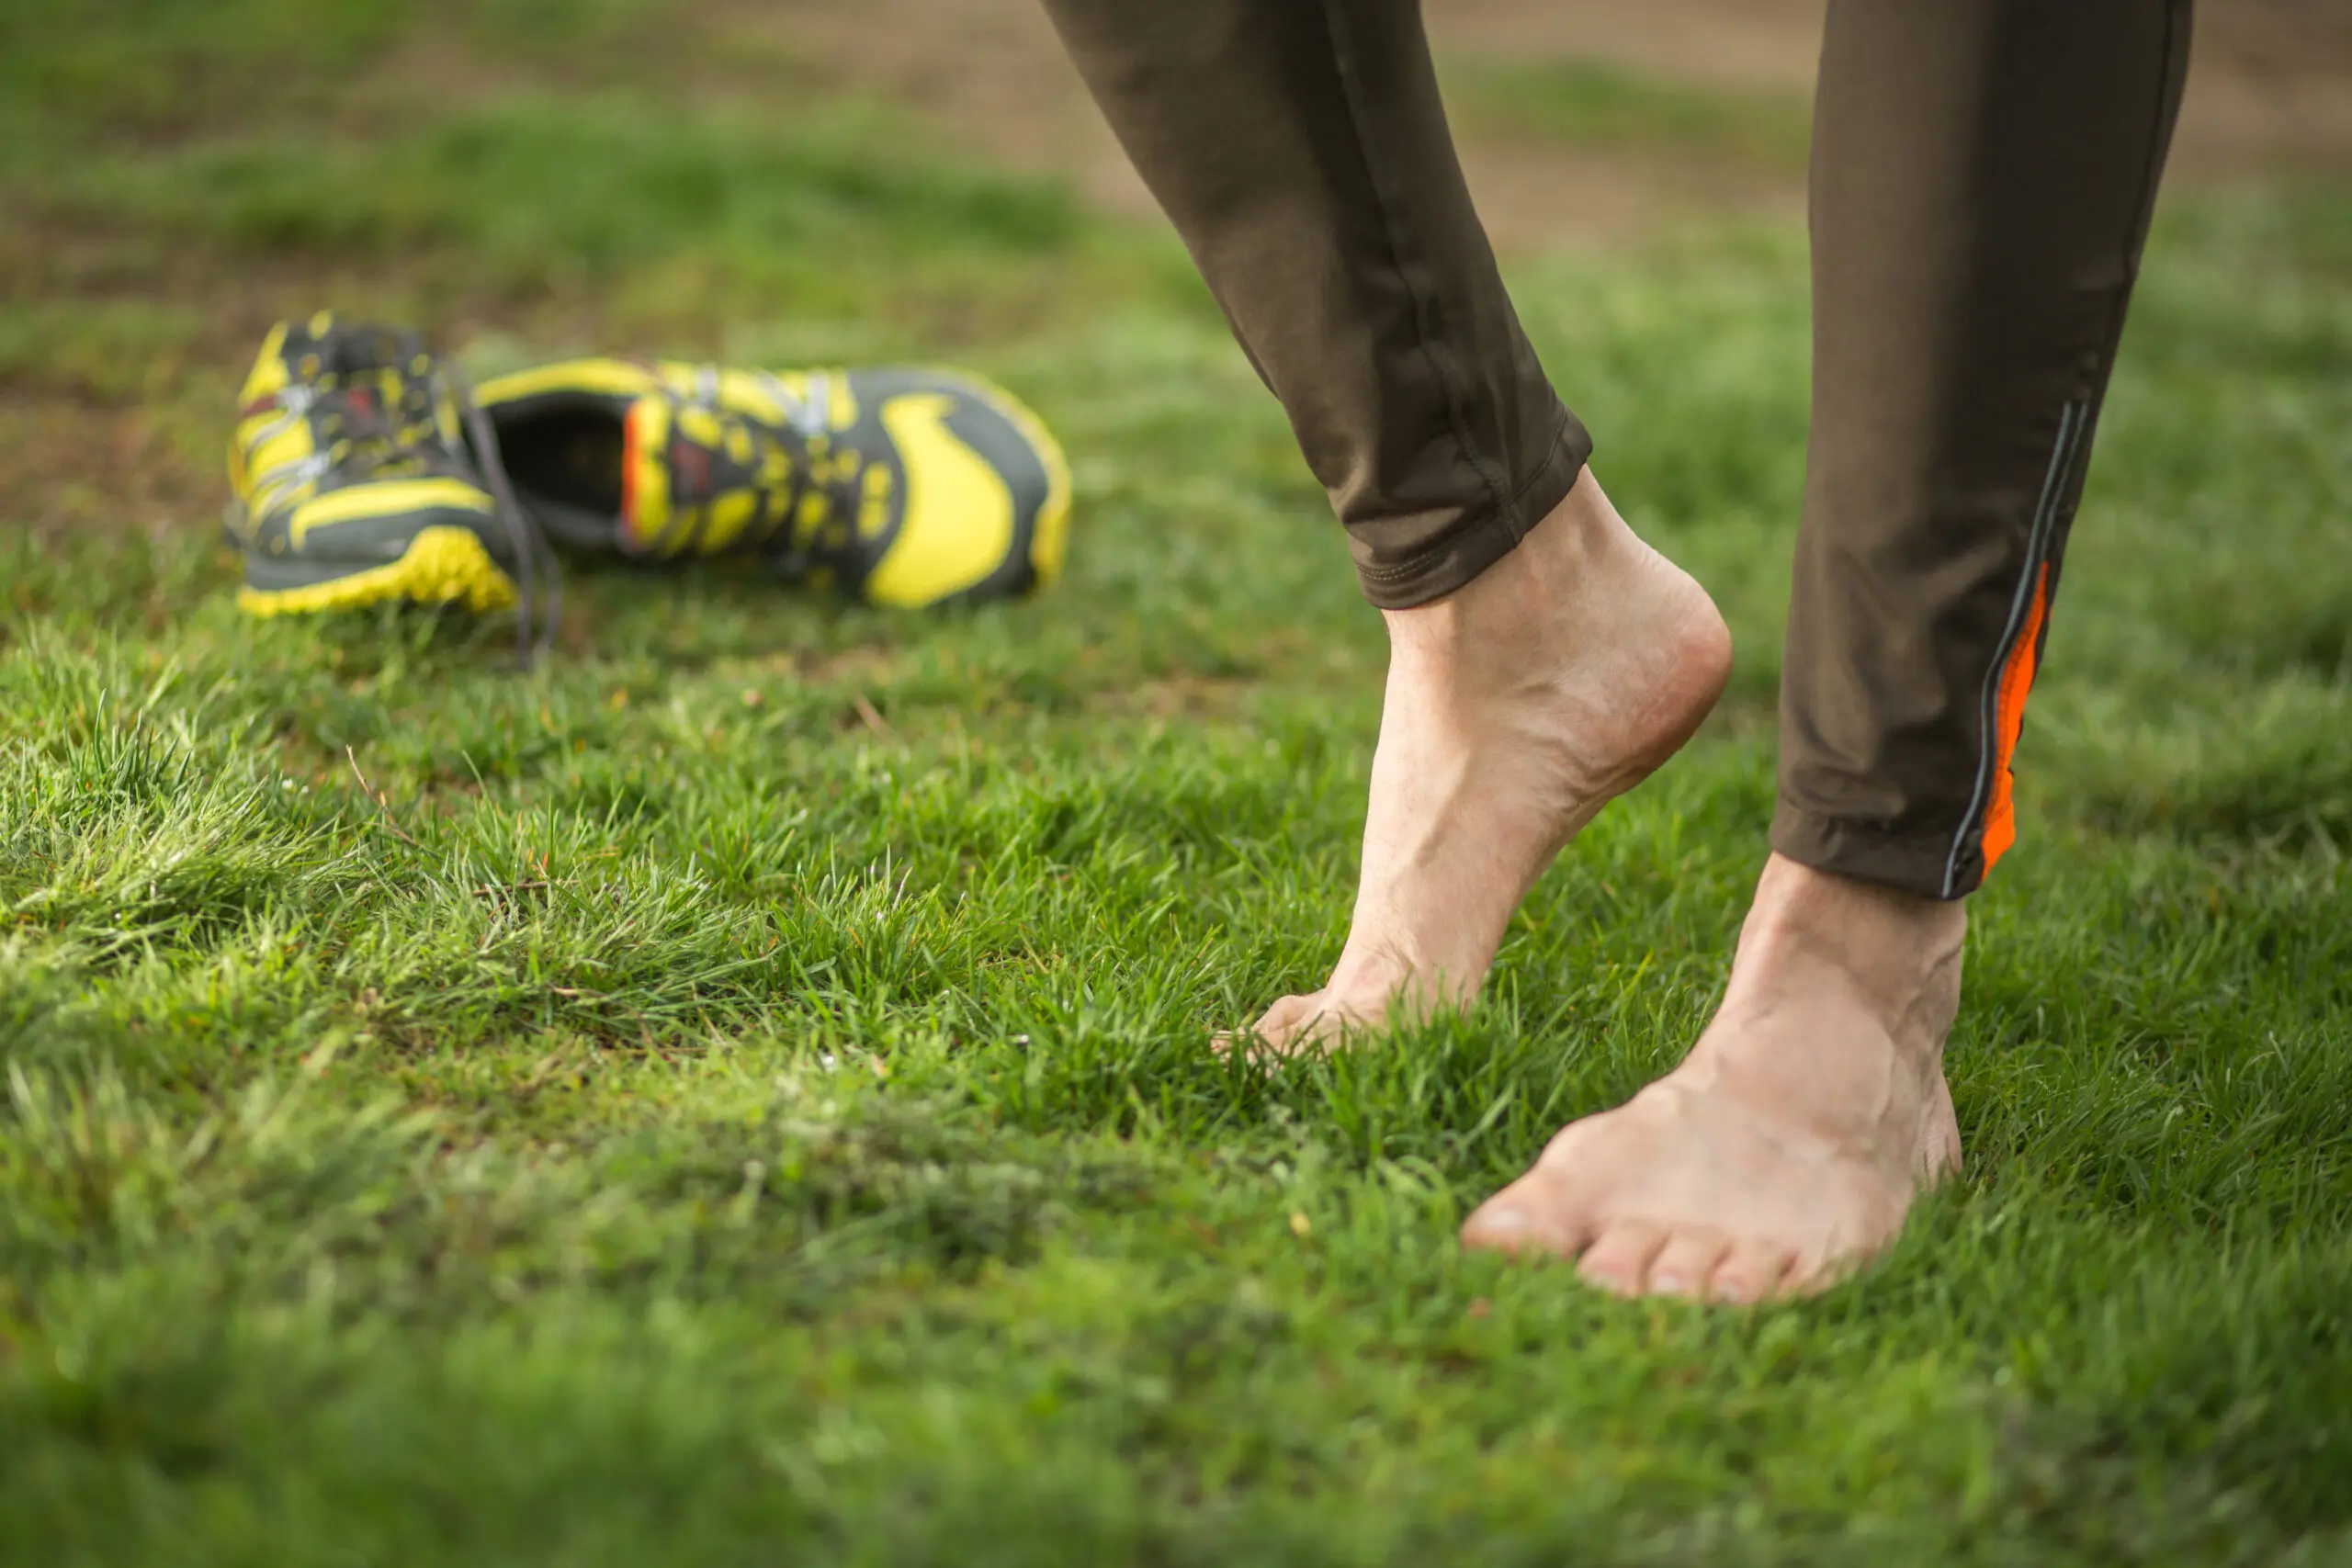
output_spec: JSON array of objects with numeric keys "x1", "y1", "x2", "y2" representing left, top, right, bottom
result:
[
  {"x1": 2170, "y1": 0, "x2": 2352, "y2": 175},
  {"x1": 0, "y1": 396, "x2": 213, "y2": 545}
]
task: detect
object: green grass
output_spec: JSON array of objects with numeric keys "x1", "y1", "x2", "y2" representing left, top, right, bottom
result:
[{"x1": 4, "y1": 3, "x2": 2351, "y2": 1562}]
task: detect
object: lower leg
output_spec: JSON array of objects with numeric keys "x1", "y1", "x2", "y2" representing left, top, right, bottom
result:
[
  {"x1": 1040, "y1": 0, "x2": 1728, "y2": 1046},
  {"x1": 1037, "y1": 0, "x2": 1587, "y2": 606},
  {"x1": 1464, "y1": 0, "x2": 2192, "y2": 1295}
]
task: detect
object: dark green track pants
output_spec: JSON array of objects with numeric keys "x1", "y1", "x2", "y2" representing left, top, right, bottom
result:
[{"x1": 1040, "y1": 0, "x2": 2192, "y2": 898}]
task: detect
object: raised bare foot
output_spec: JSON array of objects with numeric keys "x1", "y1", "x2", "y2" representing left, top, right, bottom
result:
[
  {"x1": 1460, "y1": 854, "x2": 1968, "y2": 1301},
  {"x1": 1237, "y1": 468, "x2": 1731, "y2": 1054}
]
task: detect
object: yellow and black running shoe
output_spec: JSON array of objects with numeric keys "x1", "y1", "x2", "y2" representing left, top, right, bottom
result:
[
  {"x1": 227, "y1": 314, "x2": 536, "y2": 622},
  {"x1": 473, "y1": 357, "x2": 1071, "y2": 607}
]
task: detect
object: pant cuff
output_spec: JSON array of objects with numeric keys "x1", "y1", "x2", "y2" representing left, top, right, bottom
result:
[
  {"x1": 1769, "y1": 802, "x2": 1975, "y2": 901},
  {"x1": 1351, "y1": 418, "x2": 1589, "y2": 610}
]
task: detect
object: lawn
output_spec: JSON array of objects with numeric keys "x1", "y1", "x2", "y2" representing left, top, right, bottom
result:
[{"x1": 4, "y1": 3, "x2": 2350, "y2": 1562}]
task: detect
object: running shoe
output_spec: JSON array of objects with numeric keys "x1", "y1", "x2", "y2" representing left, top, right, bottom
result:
[
  {"x1": 473, "y1": 357, "x2": 1071, "y2": 607},
  {"x1": 226, "y1": 314, "x2": 525, "y2": 617}
]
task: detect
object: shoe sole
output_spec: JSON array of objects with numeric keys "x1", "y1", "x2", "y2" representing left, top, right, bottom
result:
[{"x1": 238, "y1": 525, "x2": 518, "y2": 616}]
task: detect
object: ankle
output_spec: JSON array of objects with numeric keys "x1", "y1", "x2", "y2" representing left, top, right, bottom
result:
[
  {"x1": 1501, "y1": 469, "x2": 1645, "y2": 604},
  {"x1": 1744, "y1": 853, "x2": 1964, "y2": 957},
  {"x1": 1721, "y1": 855, "x2": 1967, "y2": 1054},
  {"x1": 1375, "y1": 470, "x2": 1661, "y2": 658}
]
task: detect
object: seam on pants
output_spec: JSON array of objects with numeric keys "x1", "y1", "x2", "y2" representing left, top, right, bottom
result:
[
  {"x1": 1315, "y1": 0, "x2": 1525, "y2": 544},
  {"x1": 1506, "y1": 411, "x2": 1584, "y2": 507},
  {"x1": 1940, "y1": 400, "x2": 2085, "y2": 898}
]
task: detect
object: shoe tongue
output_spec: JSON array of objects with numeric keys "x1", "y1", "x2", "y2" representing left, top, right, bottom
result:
[{"x1": 619, "y1": 390, "x2": 739, "y2": 556}]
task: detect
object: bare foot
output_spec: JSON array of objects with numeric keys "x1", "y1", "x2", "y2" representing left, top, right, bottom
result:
[
  {"x1": 1238, "y1": 468, "x2": 1731, "y2": 1054},
  {"x1": 1460, "y1": 854, "x2": 1967, "y2": 1301}
]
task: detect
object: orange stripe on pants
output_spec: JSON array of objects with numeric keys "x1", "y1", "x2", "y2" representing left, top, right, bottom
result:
[{"x1": 1978, "y1": 563, "x2": 2051, "y2": 874}]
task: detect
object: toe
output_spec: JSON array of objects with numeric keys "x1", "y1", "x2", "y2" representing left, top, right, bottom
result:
[
  {"x1": 1577, "y1": 1219, "x2": 1668, "y2": 1297},
  {"x1": 1460, "y1": 1171, "x2": 1589, "y2": 1259},
  {"x1": 1780, "y1": 1247, "x2": 1866, "y2": 1298},
  {"x1": 1215, "y1": 992, "x2": 1322, "y2": 1057},
  {"x1": 1644, "y1": 1226, "x2": 1733, "y2": 1300},
  {"x1": 1705, "y1": 1239, "x2": 1796, "y2": 1304},
  {"x1": 1252, "y1": 992, "x2": 1328, "y2": 1051}
]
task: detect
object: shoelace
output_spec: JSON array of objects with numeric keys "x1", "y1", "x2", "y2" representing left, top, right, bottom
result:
[
  {"x1": 664, "y1": 373, "x2": 865, "y2": 575},
  {"x1": 444, "y1": 360, "x2": 560, "y2": 670},
  {"x1": 295, "y1": 332, "x2": 562, "y2": 671}
]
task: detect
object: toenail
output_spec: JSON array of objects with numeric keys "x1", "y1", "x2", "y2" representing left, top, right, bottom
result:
[
  {"x1": 1651, "y1": 1272, "x2": 1690, "y2": 1296},
  {"x1": 1479, "y1": 1208, "x2": 1527, "y2": 1232}
]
